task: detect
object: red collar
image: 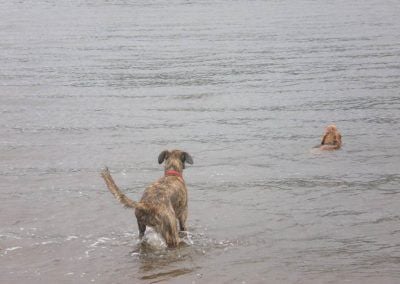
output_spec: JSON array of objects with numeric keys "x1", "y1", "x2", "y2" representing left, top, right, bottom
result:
[{"x1": 165, "y1": 170, "x2": 184, "y2": 182}]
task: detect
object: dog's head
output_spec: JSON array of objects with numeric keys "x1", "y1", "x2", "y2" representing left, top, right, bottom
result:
[
  {"x1": 158, "y1": 150, "x2": 193, "y2": 172},
  {"x1": 321, "y1": 124, "x2": 341, "y2": 145},
  {"x1": 324, "y1": 124, "x2": 338, "y2": 135}
]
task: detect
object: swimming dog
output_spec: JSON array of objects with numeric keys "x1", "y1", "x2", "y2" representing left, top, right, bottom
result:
[{"x1": 320, "y1": 124, "x2": 342, "y2": 150}]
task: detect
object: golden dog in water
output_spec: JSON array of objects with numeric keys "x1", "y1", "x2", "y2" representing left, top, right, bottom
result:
[
  {"x1": 101, "y1": 150, "x2": 193, "y2": 248},
  {"x1": 320, "y1": 124, "x2": 342, "y2": 150}
]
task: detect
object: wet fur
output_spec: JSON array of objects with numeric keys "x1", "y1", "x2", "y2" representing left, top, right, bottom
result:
[
  {"x1": 320, "y1": 125, "x2": 342, "y2": 150},
  {"x1": 101, "y1": 150, "x2": 193, "y2": 248}
]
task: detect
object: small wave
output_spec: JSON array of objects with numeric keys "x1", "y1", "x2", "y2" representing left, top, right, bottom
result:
[
  {"x1": 140, "y1": 268, "x2": 193, "y2": 281},
  {"x1": 3, "y1": 246, "x2": 22, "y2": 255},
  {"x1": 40, "y1": 240, "x2": 57, "y2": 245},
  {"x1": 65, "y1": 235, "x2": 79, "y2": 241},
  {"x1": 89, "y1": 237, "x2": 111, "y2": 248},
  {"x1": 180, "y1": 231, "x2": 194, "y2": 246}
]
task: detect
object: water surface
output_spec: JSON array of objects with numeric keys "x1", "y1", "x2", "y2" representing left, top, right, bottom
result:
[{"x1": 1, "y1": 0, "x2": 400, "y2": 283}]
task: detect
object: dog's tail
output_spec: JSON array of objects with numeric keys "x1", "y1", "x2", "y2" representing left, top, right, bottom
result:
[{"x1": 101, "y1": 167, "x2": 139, "y2": 209}]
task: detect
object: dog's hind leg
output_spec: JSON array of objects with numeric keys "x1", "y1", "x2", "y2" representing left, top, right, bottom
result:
[
  {"x1": 178, "y1": 208, "x2": 188, "y2": 232},
  {"x1": 159, "y1": 212, "x2": 179, "y2": 247}
]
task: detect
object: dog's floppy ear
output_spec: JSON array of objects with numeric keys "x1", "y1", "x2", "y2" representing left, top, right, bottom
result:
[
  {"x1": 182, "y1": 152, "x2": 193, "y2": 165},
  {"x1": 158, "y1": 150, "x2": 169, "y2": 164}
]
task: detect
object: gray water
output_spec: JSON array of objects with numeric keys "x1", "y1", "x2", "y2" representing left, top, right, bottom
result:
[{"x1": 1, "y1": 0, "x2": 400, "y2": 283}]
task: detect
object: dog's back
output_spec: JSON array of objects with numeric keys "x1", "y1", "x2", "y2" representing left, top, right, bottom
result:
[{"x1": 139, "y1": 176, "x2": 188, "y2": 217}]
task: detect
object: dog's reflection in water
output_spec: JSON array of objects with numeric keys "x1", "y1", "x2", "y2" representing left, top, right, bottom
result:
[{"x1": 129, "y1": 229, "x2": 195, "y2": 282}]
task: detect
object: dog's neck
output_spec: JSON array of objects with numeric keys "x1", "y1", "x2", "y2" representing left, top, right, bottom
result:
[{"x1": 165, "y1": 169, "x2": 183, "y2": 178}]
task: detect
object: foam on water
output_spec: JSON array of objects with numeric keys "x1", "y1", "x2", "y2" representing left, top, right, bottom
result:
[
  {"x1": 3, "y1": 247, "x2": 23, "y2": 255},
  {"x1": 140, "y1": 228, "x2": 167, "y2": 250}
]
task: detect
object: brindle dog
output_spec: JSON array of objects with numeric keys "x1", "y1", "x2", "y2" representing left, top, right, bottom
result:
[
  {"x1": 320, "y1": 124, "x2": 342, "y2": 150},
  {"x1": 101, "y1": 150, "x2": 193, "y2": 248}
]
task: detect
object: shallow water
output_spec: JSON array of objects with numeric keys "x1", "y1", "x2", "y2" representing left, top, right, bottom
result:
[{"x1": 1, "y1": 0, "x2": 400, "y2": 283}]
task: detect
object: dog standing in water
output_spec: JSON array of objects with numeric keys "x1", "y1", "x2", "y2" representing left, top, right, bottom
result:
[
  {"x1": 101, "y1": 150, "x2": 193, "y2": 248},
  {"x1": 320, "y1": 124, "x2": 342, "y2": 150}
]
